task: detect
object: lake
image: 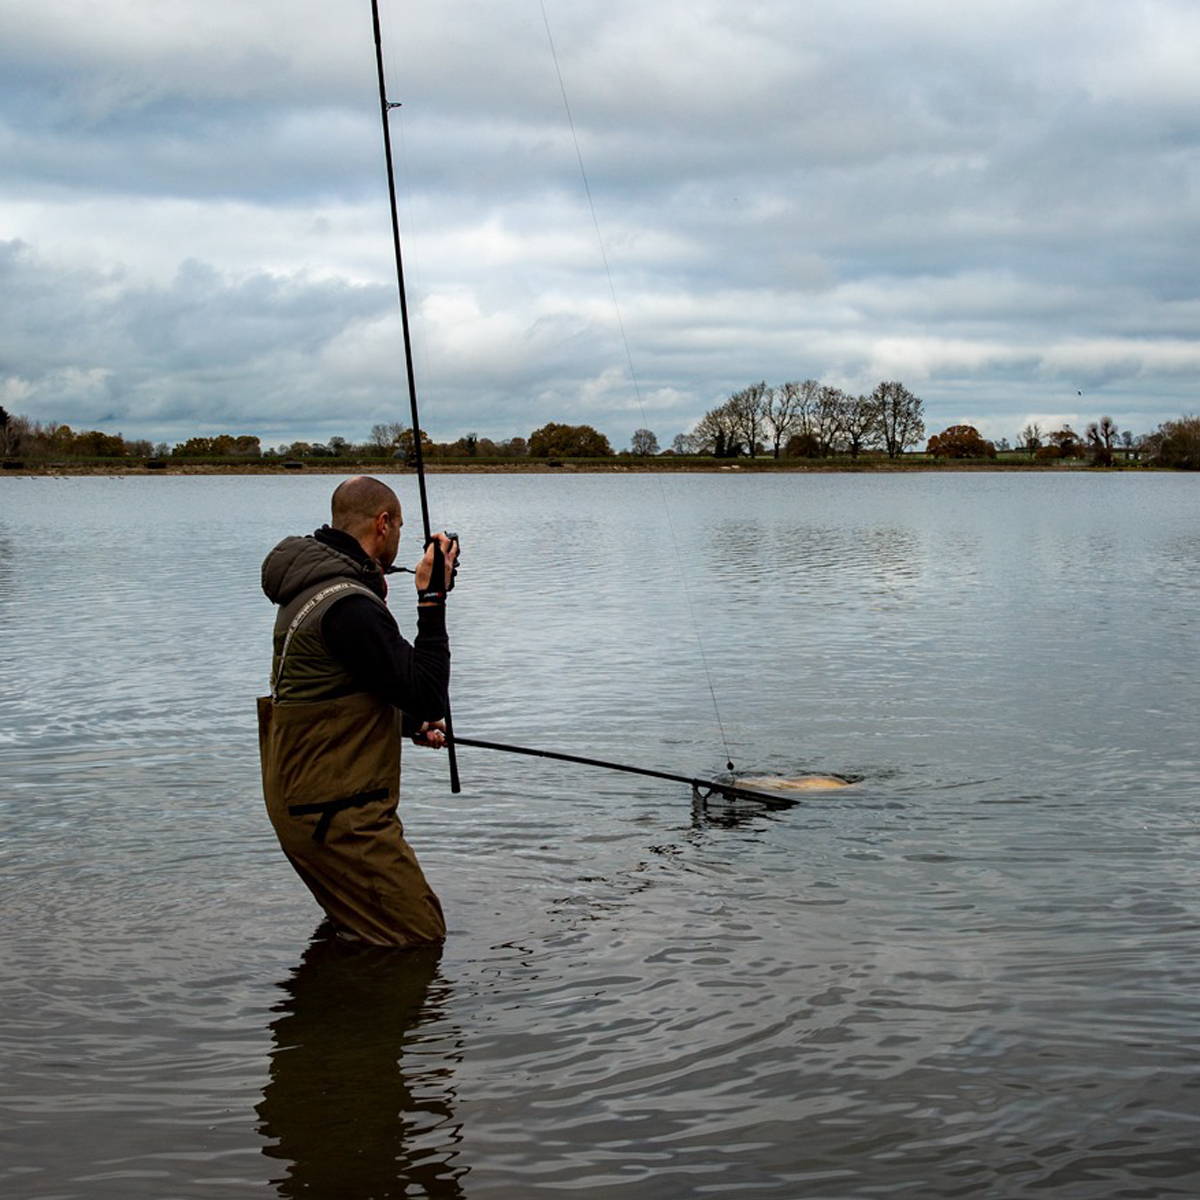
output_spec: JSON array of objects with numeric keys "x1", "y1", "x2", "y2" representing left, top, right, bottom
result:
[{"x1": 1, "y1": 470, "x2": 1198, "y2": 1198}]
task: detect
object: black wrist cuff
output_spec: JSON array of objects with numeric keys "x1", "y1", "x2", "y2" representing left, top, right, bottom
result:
[{"x1": 417, "y1": 539, "x2": 447, "y2": 606}]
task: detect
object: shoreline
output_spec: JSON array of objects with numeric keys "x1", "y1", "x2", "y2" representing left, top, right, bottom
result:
[{"x1": 0, "y1": 458, "x2": 1144, "y2": 477}]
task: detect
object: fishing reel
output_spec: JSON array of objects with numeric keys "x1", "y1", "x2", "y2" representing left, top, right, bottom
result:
[
  {"x1": 383, "y1": 531, "x2": 460, "y2": 589},
  {"x1": 436, "y1": 531, "x2": 460, "y2": 591}
]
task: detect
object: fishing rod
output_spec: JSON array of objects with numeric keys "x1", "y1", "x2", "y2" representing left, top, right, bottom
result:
[
  {"x1": 449, "y1": 735, "x2": 811, "y2": 808},
  {"x1": 369, "y1": 0, "x2": 460, "y2": 793}
]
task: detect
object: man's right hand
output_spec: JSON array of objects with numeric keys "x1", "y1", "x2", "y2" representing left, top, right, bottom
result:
[
  {"x1": 415, "y1": 532, "x2": 459, "y2": 604},
  {"x1": 411, "y1": 720, "x2": 447, "y2": 748}
]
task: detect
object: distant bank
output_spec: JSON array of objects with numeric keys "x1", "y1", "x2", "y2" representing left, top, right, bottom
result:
[{"x1": 0, "y1": 455, "x2": 1147, "y2": 477}]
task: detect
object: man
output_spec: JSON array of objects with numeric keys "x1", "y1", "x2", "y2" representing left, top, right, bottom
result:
[{"x1": 257, "y1": 475, "x2": 459, "y2": 946}]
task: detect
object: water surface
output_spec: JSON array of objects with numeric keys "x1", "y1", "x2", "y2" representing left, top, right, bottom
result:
[{"x1": 2, "y1": 471, "x2": 1198, "y2": 1197}]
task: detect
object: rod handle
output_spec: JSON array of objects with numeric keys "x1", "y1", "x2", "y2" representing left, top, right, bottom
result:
[{"x1": 444, "y1": 699, "x2": 461, "y2": 793}]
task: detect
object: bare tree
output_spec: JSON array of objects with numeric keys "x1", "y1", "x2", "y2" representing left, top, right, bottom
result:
[
  {"x1": 1086, "y1": 415, "x2": 1118, "y2": 466},
  {"x1": 0, "y1": 406, "x2": 18, "y2": 456},
  {"x1": 840, "y1": 393, "x2": 878, "y2": 459},
  {"x1": 761, "y1": 382, "x2": 804, "y2": 458},
  {"x1": 693, "y1": 403, "x2": 739, "y2": 456},
  {"x1": 813, "y1": 386, "x2": 848, "y2": 455},
  {"x1": 369, "y1": 421, "x2": 407, "y2": 453},
  {"x1": 630, "y1": 428, "x2": 659, "y2": 456},
  {"x1": 870, "y1": 381, "x2": 925, "y2": 459},
  {"x1": 1019, "y1": 422, "x2": 1043, "y2": 457},
  {"x1": 694, "y1": 387, "x2": 764, "y2": 457},
  {"x1": 726, "y1": 382, "x2": 768, "y2": 457},
  {"x1": 794, "y1": 379, "x2": 820, "y2": 444}
]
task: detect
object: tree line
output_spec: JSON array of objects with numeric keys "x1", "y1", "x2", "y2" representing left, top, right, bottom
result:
[
  {"x1": 0, "y1": 410, "x2": 601, "y2": 463},
  {"x1": 926, "y1": 419, "x2": 1134, "y2": 463},
  {"x1": 675, "y1": 380, "x2": 926, "y2": 460},
  {"x1": 3, "y1": 403, "x2": 1198, "y2": 469}
]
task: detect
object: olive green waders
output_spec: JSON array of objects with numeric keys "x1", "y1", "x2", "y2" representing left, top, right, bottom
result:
[{"x1": 258, "y1": 581, "x2": 445, "y2": 947}]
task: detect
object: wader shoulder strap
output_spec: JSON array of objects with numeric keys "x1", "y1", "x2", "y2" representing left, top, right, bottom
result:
[{"x1": 271, "y1": 581, "x2": 380, "y2": 701}]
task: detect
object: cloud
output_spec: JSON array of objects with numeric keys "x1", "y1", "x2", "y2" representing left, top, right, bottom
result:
[{"x1": 2, "y1": 0, "x2": 1199, "y2": 449}]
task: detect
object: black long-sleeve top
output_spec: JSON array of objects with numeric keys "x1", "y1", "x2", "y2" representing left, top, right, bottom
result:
[{"x1": 313, "y1": 527, "x2": 450, "y2": 732}]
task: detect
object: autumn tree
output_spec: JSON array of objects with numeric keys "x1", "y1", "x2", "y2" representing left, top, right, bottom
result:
[
  {"x1": 1143, "y1": 415, "x2": 1200, "y2": 469},
  {"x1": 927, "y1": 424, "x2": 997, "y2": 459},
  {"x1": 1045, "y1": 427, "x2": 1084, "y2": 458},
  {"x1": 395, "y1": 427, "x2": 433, "y2": 465},
  {"x1": 171, "y1": 433, "x2": 260, "y2": 457},
  {"x1": 440, "y1": 433, "x2": 478, "y2": 457},
  {"x1": 870, "y1": 381, "x2": 925, "y2": 459},
  {"x1": 71, "y1": 429, "x2": 127, "y2": 457},
  {"x1": 528, "y1": 422, "x2": 614, "y2": 458}
]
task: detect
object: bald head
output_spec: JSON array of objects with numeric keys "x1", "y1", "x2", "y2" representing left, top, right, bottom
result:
[{"x1": 331, "y1": 476, "x2": 400, "y2": 539}]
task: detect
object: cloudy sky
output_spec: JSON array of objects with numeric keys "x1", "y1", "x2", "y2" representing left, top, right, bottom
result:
[{"x1": 2, "y1": 0, "x2": 1198, "y2": 450}]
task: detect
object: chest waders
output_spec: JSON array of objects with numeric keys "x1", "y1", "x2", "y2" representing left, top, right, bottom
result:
[{"x1": 258, "y1": 581, "x2": 446, "y2": 947}]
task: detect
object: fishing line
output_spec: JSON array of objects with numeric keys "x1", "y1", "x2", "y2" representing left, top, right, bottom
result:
[{"x1": 539, "y1": 0, "x2": 736, "y2": 772}]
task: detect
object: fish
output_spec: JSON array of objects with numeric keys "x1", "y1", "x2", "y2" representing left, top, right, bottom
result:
[{"x1": 735, "y1": 775, "x2": 853, "y2": 793}]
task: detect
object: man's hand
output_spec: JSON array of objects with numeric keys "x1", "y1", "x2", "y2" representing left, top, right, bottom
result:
[
  {"x1": 411, "y1": 720, "x2": 447, "y2": 749},
  {"x1": 415, "y1": 532, "x2": 460, "y2": 605}
]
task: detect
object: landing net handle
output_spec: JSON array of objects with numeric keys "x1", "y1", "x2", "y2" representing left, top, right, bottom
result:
[{"x1": 451, "y1": 736, "x2": 799, "y2": 807}]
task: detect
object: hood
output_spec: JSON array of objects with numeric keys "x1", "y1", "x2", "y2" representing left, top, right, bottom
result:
[{"x1": 261, "y1": 533, "x2": 385, "y2": 607}]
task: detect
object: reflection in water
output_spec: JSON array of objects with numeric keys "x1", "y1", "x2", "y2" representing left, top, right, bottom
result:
[
  {"x1": 258, "y1": 933, "x2": 467, "y2": 1199},
  {"x1": 690, "y1": 790, "x2": 795, "y2": 830},
  {"x1": 0, "y1": 529, "x2": 14, "y2": 595},
  {"x1": 707, "y1": 519, "x2": 925, "y2": 605}
]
